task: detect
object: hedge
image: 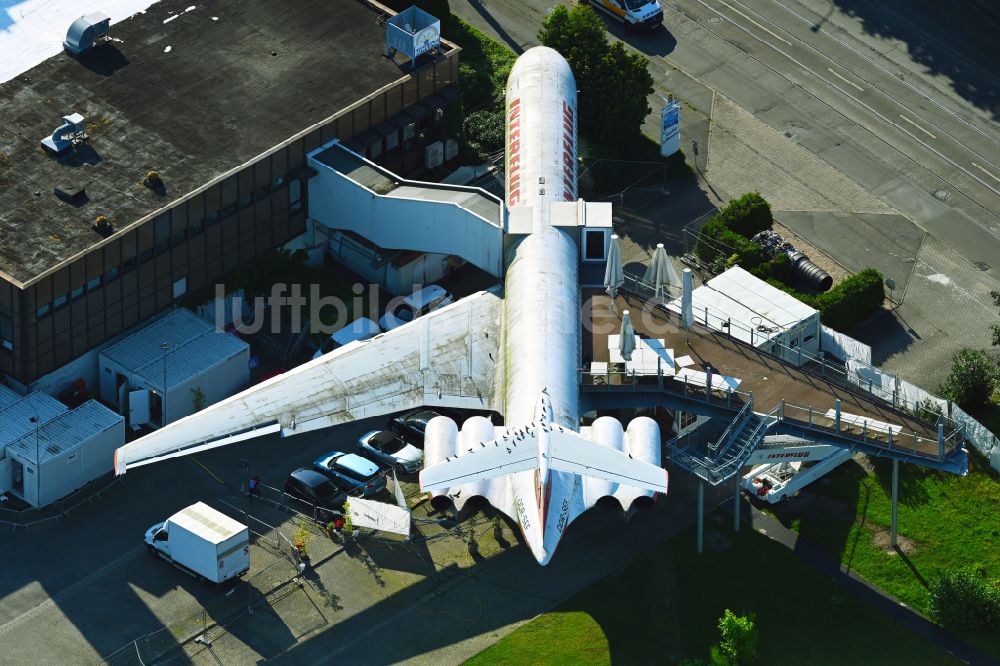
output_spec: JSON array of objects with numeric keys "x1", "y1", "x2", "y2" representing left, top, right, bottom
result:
[{"x1": 815, "y1": 268, "x2": 884, "y2": 331}]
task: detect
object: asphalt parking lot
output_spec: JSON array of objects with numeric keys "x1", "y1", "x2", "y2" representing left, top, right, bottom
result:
[{"x1": 0, "y1": 412, "x2": 714, "y2": 665}]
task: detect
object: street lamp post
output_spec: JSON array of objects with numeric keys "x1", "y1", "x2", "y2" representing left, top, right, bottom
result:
[
  {"x1": 29, "y1": 414, "x2": 39, "y2": 507},
  {"x1": 161, "y1": 341, "x2": 169, "y2": 427}
]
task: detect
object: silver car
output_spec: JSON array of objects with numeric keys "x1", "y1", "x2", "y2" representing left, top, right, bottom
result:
[{"x1": 357, "y1": 430, "x2": 423, "y2": 474}]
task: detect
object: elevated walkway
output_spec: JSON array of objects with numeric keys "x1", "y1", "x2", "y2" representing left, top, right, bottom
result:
[
  {"x1": 583, "y1": 294, "x2": 968, "y2": 480},
  {"x1": 308, "y1": 141, "x2": 505, "y2": 277}
]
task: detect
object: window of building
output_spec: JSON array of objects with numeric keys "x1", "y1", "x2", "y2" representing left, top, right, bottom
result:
[
  {"x1": 368, "y1": 140, "x2": 382, "y2": 160},
  {"x1": 172, "y1": 277, "x2": 188, "y2": 299},
  {"x1": 790, "y1": 337, "x2": 799, "y2": 348},
  {"x1": 271, "y1": 175, "x2": 286, "y2": 190},
  {"x1": 385, "y1": 130, "x2": 399, "y2": 154},
  {"x1": 36, "y1": 303, "x2": 50, "y2": 319},
  {"x1": 289, "y1": 180, "x2": 302, "y2": 212},
  {"x1": 583, "y1": 229, "x2": 607, "y2": 262},
  {"x1": 104, "y1": 266, "x2": 121, "y2": 283},
  {"x1": 54, "y1": 293, "x2": 68, "y2": 309},
  {"x1": 86, "y1": 276, "x2": 101, "y2": 291},
  {"x1": 1, "y1": 309, "x2": 13, "y2": 351},
  {"x1": 71, "y1": 286, "x2": 85, "y2": 301},
  {"x1": 239, "y1": 193, "x2": 253, "y2": 209},
  {"x1": 803, "y1": 334, "x2": 816, "y2": 343}
]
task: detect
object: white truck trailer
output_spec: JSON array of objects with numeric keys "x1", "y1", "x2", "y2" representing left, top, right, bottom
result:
[
  {"x1": 741, "y1": 437, "x2": 853, "y2": 504},
  {"x1": 145, "y1": 502, "x2": 250, "y2": 584}
]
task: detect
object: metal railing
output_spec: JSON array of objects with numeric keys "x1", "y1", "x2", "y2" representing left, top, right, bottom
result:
[
  {"x1": 666, "y1": 408, "x2": 779, "y2": 485},
  {"x1": 709, "y1": 396, "x2": 754, "y2": 455},
  {"x1": 0, "y1": 472, "x2": 123, "y2": 531}
]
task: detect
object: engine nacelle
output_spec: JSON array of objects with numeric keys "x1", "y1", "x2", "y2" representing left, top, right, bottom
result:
[
  {"x1": 423, "y1": 415, "x2": 458, "y2": 510},
  {"x1": 615, "y1": 416, "x2": 663, "y2": 512},
  {"x1": 453, "y1": 416, "x2": 496, "y2": 511},
  {"x1": 583, "y1": 416, "x2": 625, "y2": 504}
]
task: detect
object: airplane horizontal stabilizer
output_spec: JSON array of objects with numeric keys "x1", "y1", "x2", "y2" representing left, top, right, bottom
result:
[
  {"x1": 549, "y1": 430, "x2": 668, "y2": 494},
  {"x1": 420, "y1": 433, "x2": 538, "y2": 490}
]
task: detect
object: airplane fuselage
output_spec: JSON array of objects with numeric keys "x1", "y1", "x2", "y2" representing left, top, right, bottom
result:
[{"x1": 501, "y1": 47, "x2": 584, "y2": 564}]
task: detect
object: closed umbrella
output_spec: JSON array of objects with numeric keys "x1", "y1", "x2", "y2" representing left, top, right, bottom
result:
[
  {"x1": 620, "y1": 310, "x2": 636, "y2": 362},
  {"x1": 604, "y1": 234, "x2": 624, "y2": 314},
  {"x1": 643, "y1": 243, "x2": 677, "y2": 303}
]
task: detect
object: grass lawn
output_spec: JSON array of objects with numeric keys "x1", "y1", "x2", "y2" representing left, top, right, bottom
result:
[
  {"x1": 772, "y1": 448, "x2": 1000, "y2": 661},
  {"x1": 466, "y1": 526, "x2": 961, "y2": 665}
]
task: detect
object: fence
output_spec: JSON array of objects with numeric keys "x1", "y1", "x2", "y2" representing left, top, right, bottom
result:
[
  {"x1": 0, "y1": 472, "x2": 122, "y2": 531},
  {"x1": 103, "y1": 555, "x2": 303, "y2": 666}
]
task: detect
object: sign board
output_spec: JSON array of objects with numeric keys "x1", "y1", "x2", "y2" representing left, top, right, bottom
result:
[
  {"x1": 386, "y1": 7, "x2": 441, "y2": 62},
  {"x1": 660, "y1": 100, "x2": 681, "y2": 158},
  {"x1": 348, "y1": 496, "x2": 411, "y2": 536}
]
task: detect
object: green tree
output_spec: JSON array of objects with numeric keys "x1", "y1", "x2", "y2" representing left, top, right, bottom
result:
[
  {"x1": 539, "y1": 6, "x2": 653, "y2": 144},
  {"x1": 710, "y1": 609, "x2": 758, "y2": 665},
  {"x1": 938, "y1": 348, "x2": 1000, "y2": 411}
]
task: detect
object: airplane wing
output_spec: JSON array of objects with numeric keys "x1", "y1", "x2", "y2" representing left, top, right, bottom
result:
[
  {"x1": 549, "y1": 430, "x2": 668, "y2": 494},
  {"x1": 113, "y1": 289, "x2": 503, "y2": 474},
  {"x1": 419, "y1": 434, "x2": 538, "y2": 490}
]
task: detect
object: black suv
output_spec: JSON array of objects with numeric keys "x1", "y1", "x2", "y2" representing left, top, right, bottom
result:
[
  {"x1": 283, "y1": 468, "x2": 347, "y2": 519},
  {"x1": 387, "y1": 409, "x2": 450, "y2": 448}
]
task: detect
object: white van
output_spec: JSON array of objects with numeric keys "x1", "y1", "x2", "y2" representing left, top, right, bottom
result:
[
  {"x1": 379, "y1": 285, "x2": 454, "y2": 331},
  {"x1": 312, "y1": 317, "x2": 382, "y2": 360}
]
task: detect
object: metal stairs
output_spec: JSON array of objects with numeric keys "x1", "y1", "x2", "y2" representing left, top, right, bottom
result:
[{"x1": 667, "y1": 400, "x2": 778, "y2": 485}]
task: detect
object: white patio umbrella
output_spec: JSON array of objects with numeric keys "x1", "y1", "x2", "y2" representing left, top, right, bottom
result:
[
  {"x1": 643, "y1": 243, "x2": 678, "y2": 303},
  {"x1": 620, "y1": 310, "x2": 636, "y2": 362},
  {"x1": 604, "y1": 234, "x2": 624, "y2": 314}
]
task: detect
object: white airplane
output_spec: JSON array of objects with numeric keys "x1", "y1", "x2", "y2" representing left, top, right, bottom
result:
[{"x1": 113, "y1": 46, "x2": 668, "y2": 565}]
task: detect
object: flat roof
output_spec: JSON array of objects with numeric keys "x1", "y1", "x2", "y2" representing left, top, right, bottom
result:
[
  {"x1": 0, "y1": 392, "x2": 69, "y2": 449},
  {"x1": 8, "y1": 400, "x2": 123, "y2": 463},
  {"x1": 101, "y1": 308, "x2": 247, "y2": 391},
  {"x1": 0, "y1": 0, "x2": 426, "y2": 286},
  {"x1": 0, "y1": 384, "x2": 22, "y2": 409}
]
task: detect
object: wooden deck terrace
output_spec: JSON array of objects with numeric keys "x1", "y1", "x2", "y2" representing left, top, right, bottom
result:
[{"x1": 583, "y1": 291, "x2": 960, "y2": 462}]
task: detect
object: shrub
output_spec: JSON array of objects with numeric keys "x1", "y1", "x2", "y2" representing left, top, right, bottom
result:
[
  {"x1": 815, "y1": 268, "x2": 884, "y2": 331},
  {"x1": 463, "y1": 108, "x2": 505, "y2": 156},
  {"x1": 938, "y1": 349, "x2": 1000, "y2": 411},
  {"x1": 928, "y1": 568, "x2": 1000, "y2": 630},
  {"x1": 711, "y1": 609, "x2": 758, "y2": 665},
  {"x1": 736, "y1": 241, "x2": 765, "y2": 271},
  {"x1": 770, "y1": 252, "x2": 794, "y2": 283},
  {"x1": 715, "y1": 192, "x2": 773, "y2": 239},
  {"x1": 766, "y1": 279, "x2": 818, "y2": 308},
  {"x1": 750, "y1": 262, "x2": 772, "y2": 281}
]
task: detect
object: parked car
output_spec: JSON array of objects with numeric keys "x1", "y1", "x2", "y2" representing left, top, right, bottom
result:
[
  {"x1": 387, "y1": 409, "x2": 451, "y2": 448},
  {"x1": 312, "y1": 317, "x2": 382, "y2": 360},
  {"x1": 357, "y1": 430, "x2": 423, "y2": 473},
  {"x1": 283, "y1": 468, "x2": 347, "y2": 517},
  {"x1": 379, "y1": 284, "x2": 453, "y2": 331},
  {"x1": 313, "y1": 452, "x2": 387, "y2": 497}
]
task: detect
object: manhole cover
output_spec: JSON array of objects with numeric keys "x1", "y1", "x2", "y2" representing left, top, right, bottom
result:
[
  {"x1": 709, "y1": 16, "x2": 722, "y2": 23},
  {"x1": 975, "y1": 261, "x2": 990, "y2": 271},
  {"x1": 933, "y1": 189, "x2": 950, "y2": 201}
]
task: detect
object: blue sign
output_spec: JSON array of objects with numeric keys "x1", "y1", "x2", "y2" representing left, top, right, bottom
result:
[{"x1": 660, "y1": 100, "x2": 681, "y2": 158}]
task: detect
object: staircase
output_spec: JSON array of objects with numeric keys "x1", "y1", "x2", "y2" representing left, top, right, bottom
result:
[{"x1": 667, "y1": 405, "x2": 777, "y2": 485}]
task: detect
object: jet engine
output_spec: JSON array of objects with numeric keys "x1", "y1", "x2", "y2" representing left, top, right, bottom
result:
[{"x1": 615, "y1": 416, "x2": 663, "y2": 512}]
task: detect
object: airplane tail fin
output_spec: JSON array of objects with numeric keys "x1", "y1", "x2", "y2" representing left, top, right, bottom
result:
[{"x1": 419, "y1": 423, "x2": 667, "y2": 494}]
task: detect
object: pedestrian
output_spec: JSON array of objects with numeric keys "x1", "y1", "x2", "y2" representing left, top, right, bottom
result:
[{"x1": 248, "y1": 475, "x2": 260, "y2": 502}]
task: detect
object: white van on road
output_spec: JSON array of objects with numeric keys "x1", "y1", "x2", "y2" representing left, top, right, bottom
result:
[{"x1": 312, "y1": 317, "x2": 382, "y2": 360}]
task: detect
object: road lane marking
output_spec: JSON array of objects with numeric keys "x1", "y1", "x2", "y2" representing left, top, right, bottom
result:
[
  {"x1": 716, "y1": 0, "x2": 791, "y2": 45},
  {"x1": 898, "y1": 115, "x2": 937, "y2": 139},
  {"x1": 827, "y1": 68, "x2": 863, "y2": 92},
  {"x1": 972, "y1": 163, "x2": 1000, "y2": 185}
]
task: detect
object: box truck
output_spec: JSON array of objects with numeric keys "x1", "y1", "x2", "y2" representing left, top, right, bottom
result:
[{"x1": 145, "y1": 502, "x2": 250, "y2": 584}]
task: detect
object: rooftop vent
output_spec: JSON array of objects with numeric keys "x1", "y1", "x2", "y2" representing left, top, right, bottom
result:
[
  {"x1": 54, "y1": 182, "x2": 88, "y2": 206},
  {"x1": 93, "y1": 215, "x2": 114, "y2": 237},
  {"x1": 385, "y1": 6, "x2": 440, "y2": 69},
  {"x1": 41, "y1": 114, "x2": 88, "y2": 154},
  {"x1": 64, "y1": 12, "x2": 111, "y2": 56}
]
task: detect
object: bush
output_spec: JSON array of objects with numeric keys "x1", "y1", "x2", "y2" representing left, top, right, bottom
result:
[
  {"x1": 736, "y1": 241, "x2": 765, "y2": 271},
  {"x1": 750, "y1": 262, "x2": 772, "y2": 281},
  {"x1": 766, "y1": 279, "x2": 818, "y2": 309},
  {"x1": 711, "y1": 609, "x2": 758, "y2": 665},
  {"x1": 815, "y1": 268, "x2": 884, "y2": 331},
  {"x1": 770, "y1": 252, "x2": 794, "y2": 282},
  {"x1": 715, "y1": 192, "x2": 773, "y2": 239},
  {"x1": 938, "y1": 349, "x2": 1000, "y2": 411},
  {"x1": 928, "y1": 568, "x2": 1000, "y2": 630}
]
